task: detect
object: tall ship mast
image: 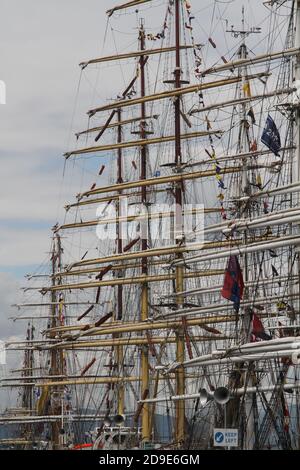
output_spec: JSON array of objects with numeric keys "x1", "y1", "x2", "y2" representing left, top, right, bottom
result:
[{"x1": 2, "y1": 0, "x2": 300, "y2": 450}]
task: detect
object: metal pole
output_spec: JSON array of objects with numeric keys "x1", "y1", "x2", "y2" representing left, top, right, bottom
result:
[{"x1": 174, "y1": 0, "x2": 185, "y2": 447}]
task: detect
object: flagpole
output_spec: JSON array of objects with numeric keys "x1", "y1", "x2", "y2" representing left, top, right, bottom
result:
[
  {"x1": 294, "y1": 1, "x2": 300, "y2": 450},
  {"x1": 296, "y1": 1, "x2": 300, "y2": 187},
  {"x1": 237, "y1": 9, "x2": 256, "y2": 449}
]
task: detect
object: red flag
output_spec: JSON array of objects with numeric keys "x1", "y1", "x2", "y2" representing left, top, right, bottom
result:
[{"x1": 251, "y1": 313, "x2": 271, "y2": 341}]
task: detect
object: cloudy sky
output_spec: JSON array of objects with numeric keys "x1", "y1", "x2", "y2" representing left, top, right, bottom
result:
[
  {"x1": 0, "y1": 0, "x2": 283, "y2": 407},
  {"x1": 0, "y1": 1, "x2": 115, "y2": 391}
]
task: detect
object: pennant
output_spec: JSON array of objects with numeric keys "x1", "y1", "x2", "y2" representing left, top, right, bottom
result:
[
  {"x1": 263, "y1": 201, "x2": 269, "y2": 214},
  {"x1": 256, "y1": 174, "x2": 262, "y2": 189},
  {"x1": 251, "y1": 313, "x2": 271, "y2": 341},
  {"x1": 269, "y1": 249, "x2": 278, "y2": 258},
  {"x1": 205, "y1": 115, "x2": 212, "y2": 130},
  {"x1": 220, "y1": 207, "x2": 227, "y2": 220},
  {"x1": 248, "y1": 108, "x2": 256, "y2": 124},
  {"x1": 261, "y1": 114, "x2": 281, "y2": 156},
  {"x1": 271, "y1": 265, "x2": 279, "y2": 277},
  {"x1": 250, "y1": 139, "x2": 258, "y2": 152},
  {"x1": 221, "y1": 255, "x2": 244, "y2": 312}
]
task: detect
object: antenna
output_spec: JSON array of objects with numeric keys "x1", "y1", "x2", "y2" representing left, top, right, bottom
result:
[{"x1": 225, "y1": 6, "x2": 262, "y2": 39}]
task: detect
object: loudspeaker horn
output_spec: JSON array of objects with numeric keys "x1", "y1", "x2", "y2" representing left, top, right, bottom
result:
[
  {"x1": 103, "y1": 416, "x2": 112, "y2": 427},
  {"x1": 113, "y1": 414, "x2": 125, "y2": 426},
  {"x1": 214, "y1": 387, "x2": 230, "y2": 405},
  {"x1": 199, "y1": 388, "x2": 213, "y2": 406}
]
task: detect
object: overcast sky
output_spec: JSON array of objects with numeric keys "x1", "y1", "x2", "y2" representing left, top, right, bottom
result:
[
  {"x1": 0, "y1": 1, "x2": 114, "y2": 393},
  {"x1": 0, "y1": 0, "x2": 270, "y2": 264}
]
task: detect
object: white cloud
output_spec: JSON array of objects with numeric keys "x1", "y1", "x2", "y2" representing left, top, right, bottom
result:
[
  {"x1": 0, "y1": 228, "x2": 52, "y2": 266},
  {"x1": 0, "y1": 272, "x2": 22, "y2": 339}
]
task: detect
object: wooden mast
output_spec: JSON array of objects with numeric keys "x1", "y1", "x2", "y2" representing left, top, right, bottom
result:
[
  {"x1": 139, "y1": 20, "x2": 150, "y2": 445},
  {"x1": 49, "y1": 235, "x2": 62, "y2": 449},
  {"x1": 174, "y1": 0, "x2": 185, "y2": 446},
  {"x1": 21, "y1": 323, "x2": 34, "y2": 446}
]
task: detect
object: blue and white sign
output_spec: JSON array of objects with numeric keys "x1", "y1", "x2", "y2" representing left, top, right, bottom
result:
[{"x1": 213, "y1": 428, "x2": 238, "y2": 447}]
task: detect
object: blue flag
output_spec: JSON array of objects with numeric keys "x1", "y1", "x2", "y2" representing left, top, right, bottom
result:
[{"x1": 261, "y1": 114, "x2": 281, "y2": 156}]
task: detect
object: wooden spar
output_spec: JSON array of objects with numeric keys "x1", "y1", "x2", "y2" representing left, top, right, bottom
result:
[
  {"x1": 66, "y1": 192, "x2": 140, "y2": 210},
  {"x1": 41, "y1": 293, "x2": 221, "y2": 333},
  {"x1": 80, "y1": 45, "x2": 200, "y2": 68},
  {"x1": 138, "y1": 21, "x2": 150, "y2": 443},
  {"x1": 94, "y1": 109, "x2": 117, "y2": 142},
  {"x1": 0, "y1": 440, "x2": 34, "y2": 445},
  {"x1": 66, "y1": 193, "x2": 220, "y2": 210},
  {"x1": 94, "y1": 312, "x2": 113, "y2": 328},
  {"x1": 3, "y1": 377, "x2": 141, "y2": 388},
  {"x1": 2, "y1": 374, "x2": 204, "y2": 388},
  {"x1": 67, "y1": 239, "x2": 239, "y2": 269},
  {"x1": 11, "y1": 302, "x2": 96, "y2": 308},
  {"x1": 64, "y1": 130, "x2": 222, "y2": 159},
  {"x1": 65, "y1": 156, "x2": 292, "y2": 209},
  {"x1": 87, "y1": 73, "x2": 268, "y2": 117},
  {"x1": 9, "y1": 316, "x2": 82, "y2": 321},
  {"x1": 186, "y1": 146, "x2": 295, "y2": 167},
  {"x1": 37, "y1": 336, "x2": 233, "y2": 350},
  {"x1": 42, "y1": 266, "x2": 229, "y2": 293},
  {"x1": 55, "y1": 266, "x2": 223, "y2": 279},
  {"x1": 76, "y1": 115, "x2": 158, "y2": 138},
  {"x1": 200, "y1": 47, "x2": 300, "y2": 77},
  {"x1": 54, "y1": 260, "x2": 186, "y2": 278},
  {"x1": 0, "y1": 415, "x2": 109, "y2": 424},
  {"x1": 78, "y1": 166, "x2": 241, "y2": 199},
  {"x1": 58, "y1": 207, "x2": 205, "y2": 231},
  {"x1": 43, "y1": 310, "x2": 296, "y2": 341},
  {"x1": 107, "y1": 0, "x2": 152, "y2": 17},
  {"x1": 48, "y1": 236, "x2": 255, "y2": 283},
  {"x1": 189, "y1": 88, "x2": 294, "y2": 115},
  {"x1": 47, "y1": 315, "x2": 237, "y2": 340}
]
